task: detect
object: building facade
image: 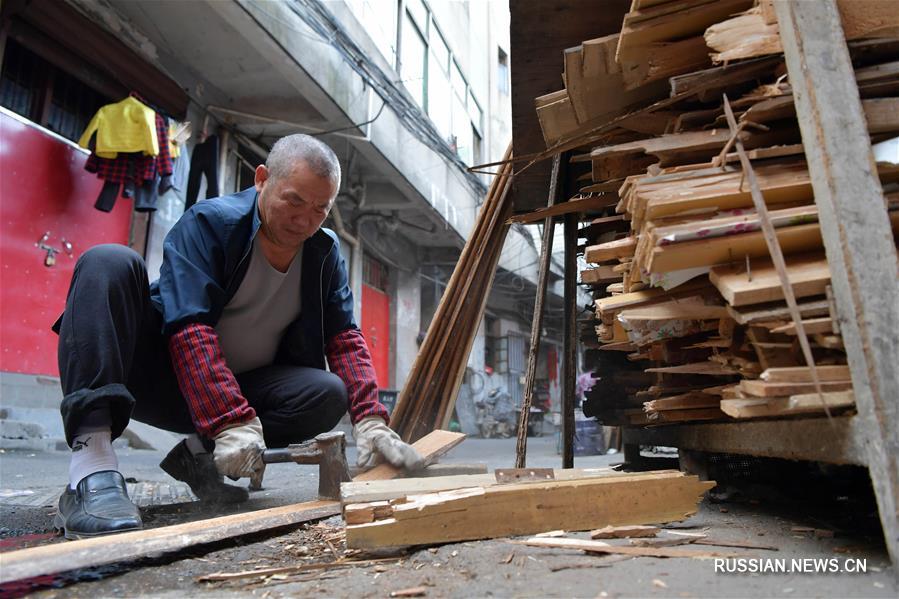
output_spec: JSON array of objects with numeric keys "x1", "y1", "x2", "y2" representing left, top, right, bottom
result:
[{"x1": 0, "y1": 0, "x2": 568, "y2": 439}]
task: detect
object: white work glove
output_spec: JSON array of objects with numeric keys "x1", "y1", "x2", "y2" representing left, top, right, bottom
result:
[
  {"x1": 213, "y1": 416, "x2": 266, "y2": 480},
  {"x1": 353, "y1": 416, "x2": 425, "y2": 471}
]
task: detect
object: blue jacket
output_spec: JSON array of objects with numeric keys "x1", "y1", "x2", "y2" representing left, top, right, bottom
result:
[{"x1": 149, "y1": 187, "x2": 356, "y2": 370}]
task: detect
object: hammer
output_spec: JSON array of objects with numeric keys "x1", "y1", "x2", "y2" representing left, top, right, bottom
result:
[{"x1": 252, "y1": 431, "x2": 351, "y2": 500}]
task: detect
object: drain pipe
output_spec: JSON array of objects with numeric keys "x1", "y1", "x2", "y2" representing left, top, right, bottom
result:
[{"x1": 331, "y1": 198, "x2": 363, "y2": 319}]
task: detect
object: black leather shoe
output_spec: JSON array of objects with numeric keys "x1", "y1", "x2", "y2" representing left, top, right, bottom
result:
[
  {"x1": 159, "y1": 439, "x2": 248, "y2": 504},
  {"x1": 54, "y1": 471, "x2": 142, "y2": 540}
]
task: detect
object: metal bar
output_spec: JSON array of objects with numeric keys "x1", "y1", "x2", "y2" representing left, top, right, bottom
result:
[
  {"x1": 515, "y1": 154, "x2": 561, "y2": 468},
  {"x1": 562, "y1": 209, "x2": 577, "y2": 469},
  {"x1": 775, "y1": 0, "x2": 899, "y2": 568}
]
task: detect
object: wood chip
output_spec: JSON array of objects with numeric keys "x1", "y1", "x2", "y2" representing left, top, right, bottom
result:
[{"x1": 390, "y1": 587, "x2": 427, "y2": 597}]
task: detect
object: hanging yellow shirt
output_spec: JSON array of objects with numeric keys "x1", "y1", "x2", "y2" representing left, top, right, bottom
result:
[{"x1": 78, "y1": 96, "x2": 159, "y2": 158}]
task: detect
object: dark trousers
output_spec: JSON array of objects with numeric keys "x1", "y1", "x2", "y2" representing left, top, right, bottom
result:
[
  {"x1": 185, "y1": 135, "x2": 219, "y2": 211},
  {"x1": 56, "y1": 244, "x2": 347, "y2": 448}
]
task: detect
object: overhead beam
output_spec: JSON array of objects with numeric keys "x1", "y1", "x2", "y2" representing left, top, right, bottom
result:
[{"x1": 774, "y1": 0, "x2": 899, "y2": 567}]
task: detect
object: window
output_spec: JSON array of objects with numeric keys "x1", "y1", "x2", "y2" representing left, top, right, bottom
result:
[
  {"x1": 397, "y1": 4, "x2": 485, "y2": 165},
  {"x1": 363, "y1": 253, "x2": 389, "y2": 292},
  {"x1": 0, "y1": 38, "x2": 110, "y2": 142},
  {"x1": 498, "y1": 47, "x2": 510, "y2": 96},
  {"x1": 400, "y1": 12, "x2": 427, "y2": 108}
]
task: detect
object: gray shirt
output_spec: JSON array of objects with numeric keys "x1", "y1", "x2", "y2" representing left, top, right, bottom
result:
[{"x1": 215, "y1": 235, "x2": 303, "y2": 374}]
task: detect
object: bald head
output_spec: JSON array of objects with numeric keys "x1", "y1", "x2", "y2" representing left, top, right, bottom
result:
[{"x1": 266, "y1": 134, "x2": 341, "y2": 189}]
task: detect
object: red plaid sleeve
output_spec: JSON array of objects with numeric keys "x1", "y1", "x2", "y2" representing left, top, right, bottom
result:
[
  {"x1": 155, "y1": 114, "x2": 173, "y2": 177},
  {"x1": 326, "y1": 328, "x2": 389, "y2": 425},
  {"x1": 168, "y1": 323, "x2": 256, "y2": 437}
]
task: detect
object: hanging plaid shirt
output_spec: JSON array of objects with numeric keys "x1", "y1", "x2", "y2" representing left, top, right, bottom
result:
[{"x1": 84, "y1": 113, "x2": 172, "y2": 183}]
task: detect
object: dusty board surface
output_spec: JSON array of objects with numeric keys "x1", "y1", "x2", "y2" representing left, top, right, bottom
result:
[
  {"x1": 0, "y1": 500, "x2": 340, "y2": 584},
  {"x1": 346, "y1": 471, "x2": 714, "y2": 549}
]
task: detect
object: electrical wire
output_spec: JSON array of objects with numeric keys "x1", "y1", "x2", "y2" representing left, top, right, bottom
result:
[{"x1": 285, "y1": 0, "x2": 488, "y2": 196}]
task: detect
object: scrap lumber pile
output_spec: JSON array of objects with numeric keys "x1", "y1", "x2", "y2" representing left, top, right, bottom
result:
[
  {"x1": 390, "y1": 147, "x2": 515, "y2": 443},
  {"x1": 342, "y1": 469, "x2": 713, "y2": 550},
  {"x1": 533, "y1": 0, "x2": 899, "y2": 429}
]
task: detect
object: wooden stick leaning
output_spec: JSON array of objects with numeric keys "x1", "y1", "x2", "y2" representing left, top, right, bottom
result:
[
  {"x1": 516, "y1": 154, "x2": 560, "y2": 467},
  {"x1": 721, "y1": 95, "x2": 832, "y2": 420}
]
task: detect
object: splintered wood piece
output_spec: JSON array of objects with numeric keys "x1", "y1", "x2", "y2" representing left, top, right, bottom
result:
[
  {"x1": 352, "y1": 430, "x2": 466, "y2": 482},
  {"x1": 345, "y1": 471, "x2": 714, "y2": 549},
  {"x1": 591, "y1": 525, "x2": 660, "y2": 539},
  {"x1": 525, "y1": 537, "x2": 739, "y2": 559}
]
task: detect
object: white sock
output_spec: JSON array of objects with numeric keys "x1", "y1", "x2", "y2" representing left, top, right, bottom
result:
[
  {"x1": 185, "y1": 434, "x2": 208, "y2": 455},
  {"x1": 68, "y1": 408, "x2": 119, "y2": 488}
]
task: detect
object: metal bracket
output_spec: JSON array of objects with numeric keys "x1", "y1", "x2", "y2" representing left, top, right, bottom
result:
[{"x1": 495, "y1": 468, "x2": 555, "y2": 484}]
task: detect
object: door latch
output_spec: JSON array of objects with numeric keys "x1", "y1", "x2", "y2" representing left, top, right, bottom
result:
[{"x1": 35, "y1": 232, "x2": 73, "y2": 267}]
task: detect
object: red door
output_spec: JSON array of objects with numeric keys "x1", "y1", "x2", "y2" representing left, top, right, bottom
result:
[
  {"x1": 361, "y1": 283, "x2": 390, "y2": 388},
  {"x1": 0, "y1": 110, "x2": 132, "y2": 376}
]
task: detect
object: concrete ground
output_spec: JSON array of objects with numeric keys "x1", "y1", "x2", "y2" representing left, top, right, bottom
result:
[{"x1": 0, "y1": 435, "x2": 895, "y2": 598}]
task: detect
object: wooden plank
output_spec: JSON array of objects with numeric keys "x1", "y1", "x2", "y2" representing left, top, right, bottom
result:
[
  {"x1": 341, "y1": 468, "x2": 621, "y2": 506},
  {"x1": 645, "y1": 361, "x2": 739, "y2": 376},
  {"x1": 777, "y1": 0, "x2": 899, "y2": 569},
  {"x1": 563, "y1": 34, "x2": 667, "y2": 125},
  {"x1": 738, "y1": 379, "x2": 853, "y2": 398},
  {"x1": 727, "y1": 297, "x2": 831, "y2": 325},
  {"x1": 508, "y1": 195, "x2": 613, "y2": 224},
  {"x1": 644, "y1": 393, "x2": 722, "y2": 412},
  {"x1": 0, "y1": 500, "x2": 340, "y2": 585},
  {"x1": 624, "y1": 414, "x2": 867, "y2": 465},
  {"x1": 525, "y1": 537, "x2": 739, "y2": 559},
  {"x1": 721, "y1": 391, "x2": 855, "y2": 419},
  {"x1": 352, "y1": 430, "x2": 466, "y2": 482},
  {"x1": 585, "y1": 236, "x2": 637, "y2": 263},
  {"x1": 535, "y1": 92, "x2": 580, "y2": 146},
  {"x1": 709, "y1": 252, "x2": 831, "y2": 307},
  {"x1": 649, "y1": 223, "x2": 823, "y2": 274},
  {"x1": 581, "y1": 265, "x2": 621, "y2": 285},
  {"x1": 761, "y1": 365, "x2": 851, "y2": 383},
  {"x1": 707, "y1": 1, "x2": 899, "y2": 63},
  {"x1": 345, "y1": 471, "x2": 714, "y2": 549}
]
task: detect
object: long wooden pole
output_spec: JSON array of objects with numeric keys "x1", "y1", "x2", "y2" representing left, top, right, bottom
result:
[
  {"x1": 515, "y1": 154, "x2": 561, "y2": 467},
  {"x1": 775, "y1": 0, "x2": 899, "y2": 568}
]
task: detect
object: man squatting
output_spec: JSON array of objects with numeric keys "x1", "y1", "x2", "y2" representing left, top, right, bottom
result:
[{"x1": 53, "y1": 134, "x2": 423, "y2": 538}]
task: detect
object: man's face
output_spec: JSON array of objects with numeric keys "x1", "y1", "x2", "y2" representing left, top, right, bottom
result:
[{"x1": 255, "y1": 161, "x2": 337, "y2": 251}]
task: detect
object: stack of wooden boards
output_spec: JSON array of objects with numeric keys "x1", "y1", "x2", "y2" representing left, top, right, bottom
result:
[
  {"x1": 391, "y1": 146, "x2": 515, "y2": 443},
  {"x1": 532, "y1": 0, "x2": 899, "y2": 428},
  {"x1": 341, "y1": 468, "x2": 714, "y2": 550}
]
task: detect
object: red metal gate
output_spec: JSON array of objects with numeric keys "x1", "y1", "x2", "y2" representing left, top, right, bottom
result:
[
  {"x1": 361, "y1": 283, "x2": 391, "y2": 388},
  {"x1": 0, "y1": 110, "x2": 132, "y2": 376}
]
